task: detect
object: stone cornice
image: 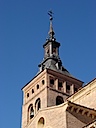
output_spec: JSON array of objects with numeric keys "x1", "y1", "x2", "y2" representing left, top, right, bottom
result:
[
  {"x1": 47, "y1": 68, "x2": 83, "y2": 84},
  {"x1": 67, "y1": 101, "x2": 96, "y2": 119}
]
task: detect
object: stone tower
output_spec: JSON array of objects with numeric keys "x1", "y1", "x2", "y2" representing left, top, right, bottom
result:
[{"x1": 21, "y1": 12, "x2": 83, "y2": 128}]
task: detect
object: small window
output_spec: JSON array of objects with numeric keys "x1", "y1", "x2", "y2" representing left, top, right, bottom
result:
[
  {"x1": 74, "y1": 87, "x2": 78, "y2": 92},
  {"x1": 66, "y1": 85, "x2": 70, "y2": 90},
  {"x1": 50, "y1": 79, "x2": 54, "y2": 85},
  {"x1": 32, "y1": 89, "x2": 34, "y2": 94},
  {"x1": 58, "y1": 81, "x2": 63, "y2": 91},
  {"x1": 66, "y1": 83, "x2": 70, "y2": 93},
  {"x1": 53, "y1": 48, "x2": 56, "y2": 54},
  {"x1": 42, "y1": 80, "x2": 45, "y2": 85},
  {"x1": 58, "y1": 82, "x2": 62, "y2": 87},
  {"x1": 37, "y1": 84, "x2": 39, "y2": 89},
  {"x1": 27, "y1": 93, "x2": 29, "y2": 98}
]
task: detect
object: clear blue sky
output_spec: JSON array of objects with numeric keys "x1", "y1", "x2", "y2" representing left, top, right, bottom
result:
[{"x1": 0, "y1": 0, "x2": 96, "y2": 128}]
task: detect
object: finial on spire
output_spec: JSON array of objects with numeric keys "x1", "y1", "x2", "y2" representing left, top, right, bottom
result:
[{"x1": 48, "y1": 10, "x2": 55, "y2": 41}]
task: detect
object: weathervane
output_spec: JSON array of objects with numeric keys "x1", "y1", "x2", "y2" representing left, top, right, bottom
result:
[
  {"x1": 48, "y1": 10, "x2": 54, "y2": 21},
  {"x1": 47, "y1": 10, "x2": 55, "y2": 41}
]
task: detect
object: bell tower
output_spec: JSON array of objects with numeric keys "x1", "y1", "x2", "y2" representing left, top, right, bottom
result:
[{"x1": 21, "y1": 12, "x2": 83, "y2": 128}]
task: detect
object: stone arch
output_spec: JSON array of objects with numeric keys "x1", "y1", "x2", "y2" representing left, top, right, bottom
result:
[
  {"x1": 27, "y1": 104, "x2": 34, "y2": 122},
  {"x1": 56, "y1": 96, "x2": 64, "y2": 105},
  {"x1": 37, "y1": 117, "x2": 45, "y2": 128},
  {"x1": 35, "y1": 98, "x2": 41, "y2": 113}
]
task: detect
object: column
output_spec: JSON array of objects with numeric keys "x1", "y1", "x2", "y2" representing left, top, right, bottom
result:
[
  {"x1": 71, "y1": 84, "x2": 74, "y2": 94},
  {"x1": 55, "y1": 79, "x2": 58, "y2": 90},
  {"x1": 63, "y1": 81, "x2": 66, "y2": 93}
]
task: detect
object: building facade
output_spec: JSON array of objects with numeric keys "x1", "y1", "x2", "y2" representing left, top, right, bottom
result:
[{"x1": 21, "y1": 15, "x2": 96, "y2": 128}]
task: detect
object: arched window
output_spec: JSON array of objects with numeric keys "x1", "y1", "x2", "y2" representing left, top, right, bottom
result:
[
  {"x1": 35, "y1": 98, "x2": 41, "y2": 113},
  {"x1": 37, "y1": 117, "x2": 45, "y2": 128},
  {"x1": 56, "y1": 96, "x2": 64, "y2": 105},
  {"x1": 27, "y1": 104, "x2": 34, "y2": 122}
]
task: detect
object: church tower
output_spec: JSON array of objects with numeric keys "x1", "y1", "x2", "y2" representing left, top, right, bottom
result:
[{"x1": 21, "y1": 12, "x2": 83, "y2": 128}]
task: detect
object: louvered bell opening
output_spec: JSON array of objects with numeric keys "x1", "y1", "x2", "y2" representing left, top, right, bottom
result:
[{"x1": 30, "y1": 111, "x2": 34, "y2": 119}]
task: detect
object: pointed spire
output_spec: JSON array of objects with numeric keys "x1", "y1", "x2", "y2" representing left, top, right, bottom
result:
[{"x1": 48, "y1": 11, "x2": 55, "y2": 41}]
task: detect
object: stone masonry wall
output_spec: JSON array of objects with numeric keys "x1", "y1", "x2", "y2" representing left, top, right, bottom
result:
[
  {"x1": 68, "y1": 79, "x2": 96, "y2": 109},
  {"x1": 66, "y1": 111, "x2": 85, "y2": 128},
  {"x1": 47, "y1": 88, "x2": 68, "y2": 107},
  {"x1": 22, "y1": 87, "x2": 48, "y2": 128},
  {"x1": 27, "y1": 104, "x2": 67, "y2": 128}
]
